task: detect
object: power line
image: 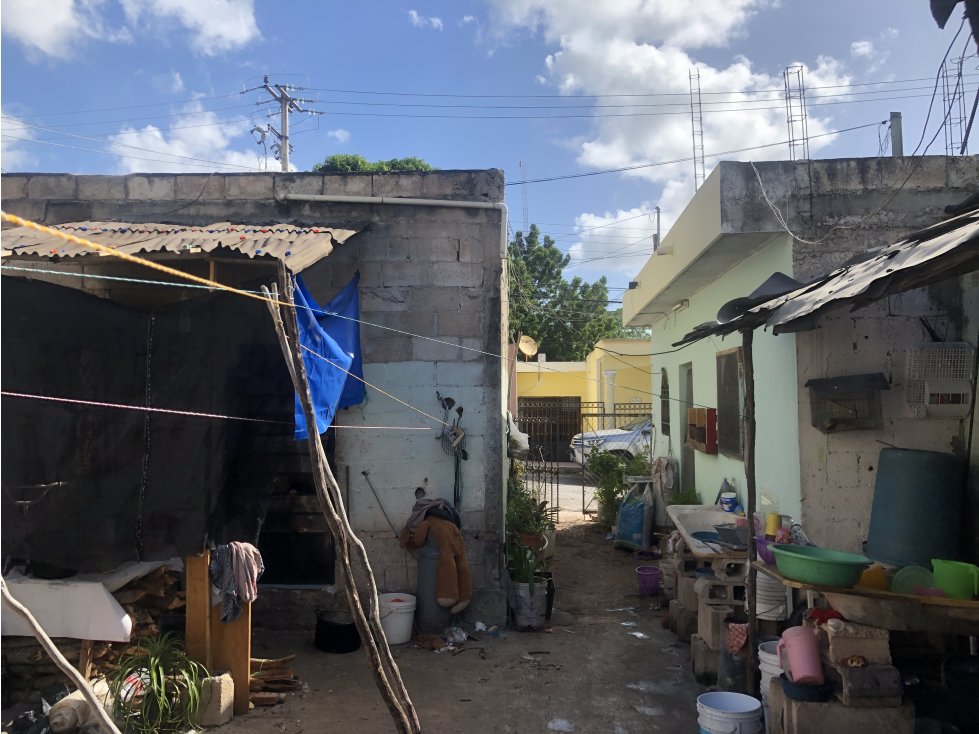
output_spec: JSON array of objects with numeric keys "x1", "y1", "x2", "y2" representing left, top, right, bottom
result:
[
  {"x1": 8, "y1": 92, "x2": 246, "y2": 118},
  {"x1": 505, "y1": 121, "x2": 884, "y2": 186}
]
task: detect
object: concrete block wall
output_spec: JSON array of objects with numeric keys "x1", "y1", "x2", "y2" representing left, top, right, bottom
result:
[
  {"x1": 1, "y1": 170, "x2": 509, "y2": 622},
  {"x1": 716, "y1": 157, "x2": 979, "y2": 553}
]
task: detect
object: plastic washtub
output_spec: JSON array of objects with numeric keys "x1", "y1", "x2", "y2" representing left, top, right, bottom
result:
[{"x1": 771, "y1": 544, "x2": 871, "y2": 588}]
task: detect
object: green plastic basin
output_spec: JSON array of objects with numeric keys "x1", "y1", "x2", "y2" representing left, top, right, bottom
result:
[{"x1": 771, "y1": 544, "x2": 871, "y2": 588}]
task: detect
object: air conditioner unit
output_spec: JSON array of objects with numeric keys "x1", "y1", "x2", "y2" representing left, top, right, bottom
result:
[{"x1": 905, "y1": 342, "x2": 974, "y2": 418}]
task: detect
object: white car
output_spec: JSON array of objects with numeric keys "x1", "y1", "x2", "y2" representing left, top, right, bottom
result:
[{"x1": 570, "y1": 416, "x2": 653, "y2": 464}]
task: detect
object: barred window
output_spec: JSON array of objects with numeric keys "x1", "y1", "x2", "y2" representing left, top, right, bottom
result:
[{"x1": 660, "y1": 368, "x2": 671, "y2": 436}]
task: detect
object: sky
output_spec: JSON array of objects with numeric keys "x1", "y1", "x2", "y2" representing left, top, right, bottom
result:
[{"x1": 2, "y1": 0, "x2": 975, "y2": 294}]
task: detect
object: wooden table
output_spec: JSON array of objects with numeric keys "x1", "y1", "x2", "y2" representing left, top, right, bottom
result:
[{"x1": 755, "y1": 562, "x2": 979, "y2": 636}]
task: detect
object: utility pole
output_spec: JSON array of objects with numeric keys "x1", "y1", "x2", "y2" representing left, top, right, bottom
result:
[
  {"x1": 889, "y1": 112, "x2": 904, "y2": 156},
  {"x1": 261, "y1": 75, "x2": 305, "y2": 171}
]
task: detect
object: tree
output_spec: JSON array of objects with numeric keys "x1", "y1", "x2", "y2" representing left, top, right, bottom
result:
[
  {"x1": 509, "y1": 224, "x2": 630, "y2": 361},
  {"x1": 312, "y1": 154, "x2": 435, "y2": 173}
]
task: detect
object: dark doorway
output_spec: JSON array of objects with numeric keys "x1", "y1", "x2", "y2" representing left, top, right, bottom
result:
[{"x1": 679, "y1": 363, "x2": 696, "y2": 493}]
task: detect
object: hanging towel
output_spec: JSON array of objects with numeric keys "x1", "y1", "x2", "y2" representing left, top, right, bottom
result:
[
  {"x1": 292, "y1": 278, "x2": 353, "y2": 439},
  {"x1": 296, "y1": 273, "x2": 366, "y2": 410},
  {"x1": 230, "y1": 541, "x2": 264, "y2": 605},
  {"x1": 210, "y1": 545, "x2": 241, "y2": 623}
]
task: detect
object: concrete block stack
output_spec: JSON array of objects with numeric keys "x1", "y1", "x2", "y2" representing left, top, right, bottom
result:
[
  {"x1": 817, "y1": 622, "x2": 904, "y2": 708},
  {"x1": 767, "y1": 676, "x2": 914, "y2": 734}
]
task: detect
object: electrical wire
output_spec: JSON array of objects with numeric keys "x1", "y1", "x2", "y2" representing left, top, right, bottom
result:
[{"x1": 505, "y1": 121, "x2": 884, "y2": 185}]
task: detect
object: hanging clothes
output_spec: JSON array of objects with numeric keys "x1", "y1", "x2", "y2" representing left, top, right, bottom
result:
[
  {"x1": 296, "y1": 273, "x2": 366, "y2": 410},
  {"x1": 210, "y1": 542, "x2": 264, "y2": 622},
  {"x1": 292, "y1": 278, "x2": 353, "y2": 439}
]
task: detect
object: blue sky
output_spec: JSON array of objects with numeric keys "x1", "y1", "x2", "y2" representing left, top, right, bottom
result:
[{"x1": 1, "y1": 1, "x2": 974, "y2": 291}]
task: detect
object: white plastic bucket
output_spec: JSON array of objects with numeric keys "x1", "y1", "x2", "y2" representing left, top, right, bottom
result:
[
  {"x1": 512, "y1": 582, "x2": 547, "y2": 628},
  {"x1": 758, "y1": 640, "x2": 782, "y2": 734},
  {"x1": 697, "y1": 692, "x2": 762, "y2": 734},
  {"x1": 379, "y1": 593, "x2": 416, "y2": 645}
]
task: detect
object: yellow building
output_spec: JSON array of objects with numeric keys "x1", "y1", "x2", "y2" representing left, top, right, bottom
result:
[{"x1": 514, "y1": 339, "x2": 652, "y2": 459}]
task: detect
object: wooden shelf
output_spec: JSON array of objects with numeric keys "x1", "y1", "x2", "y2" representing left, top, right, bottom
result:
[{"x1": 685, "y1": 407, "x2": 717, "y2": 454}]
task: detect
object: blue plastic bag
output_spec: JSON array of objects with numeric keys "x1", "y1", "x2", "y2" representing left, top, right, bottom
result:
[{"x1": 614, "y1": 489, "x2": 646, "y2": 551}]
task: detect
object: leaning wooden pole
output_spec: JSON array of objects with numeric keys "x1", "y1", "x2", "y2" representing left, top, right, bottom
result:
[
  {"x1": 741, "y1": 328, "x2": 759, "y2": 697},
  {"x1": 263, "y1": 280, "x2": 422, "y2": 733},
  {"x1": 1, "y1": 579, "x2": 122, "y2": 734}
]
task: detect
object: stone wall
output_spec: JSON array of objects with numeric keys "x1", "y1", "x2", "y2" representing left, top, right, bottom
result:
[
  {"x1": 1, "y1": 170, "x2": 509, "y2": 623},
  {"x1": 720, "y1": 156, "x2": 979, "y2": 552}
]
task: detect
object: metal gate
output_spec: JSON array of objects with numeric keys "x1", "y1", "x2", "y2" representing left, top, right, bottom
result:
[
  {"x1": 523, "y1": 446, "x2": 560, "y2": 525},
  {"x1": 577, "y1": 404, "x2": 654, "y2": 514},
  {"x1": 516, "y1": 396, "x2": 582, "y2": 461}
]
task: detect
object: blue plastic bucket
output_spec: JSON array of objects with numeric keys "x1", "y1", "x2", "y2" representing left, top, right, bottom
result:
[{"x1": 696, "y1": 691, "x2": 762, "y2": 734}]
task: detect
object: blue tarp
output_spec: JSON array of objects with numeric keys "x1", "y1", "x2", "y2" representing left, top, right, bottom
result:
[
  {"x1": 293, "y1": 278, "x2": 354, "y2": 439},
  {"x1": 297, "y1": 272, "x2": 366, "y2": 410}
]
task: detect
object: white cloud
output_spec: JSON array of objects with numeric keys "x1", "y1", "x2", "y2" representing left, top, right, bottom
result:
[
  {"x1": 119, "y1": 0, "x2": 260, "y2": 55},
  {"x1": 107, "y1": 100, "x2": 262, "y2": 173},
  {"x1": 408, "y1": 9, "x2": 444, "y2": 30},
  {"x1": 850, "y1": 40, "x2": 874, "y2": 58},
  {"x1": 153, "y1": 71, "x2": 185, "y2": 93},
  {"x1": 487, "y1": 0, "x2": 854, "y2": 278},
  {"x1": 461, "y1": 15, "x2": 477, "y2": 24},
  {"x1": 327, "y1": 129, "x2": 351, "y2": 144},
  {"x1": 0, "y1": 0, "x2": 131, "y2": 60},
  {"x1": 1, "y1": 111, "x2": 37, "y2": 170}
]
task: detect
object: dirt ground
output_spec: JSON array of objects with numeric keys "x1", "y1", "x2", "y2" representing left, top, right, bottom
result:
[{"x1": 225, "y1": 511, "x2": 704, "y2": 733}]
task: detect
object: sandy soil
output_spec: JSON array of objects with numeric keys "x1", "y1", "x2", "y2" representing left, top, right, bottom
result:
[{"x1": 225, "y1": 512, "x2": 703, "y2": 733}]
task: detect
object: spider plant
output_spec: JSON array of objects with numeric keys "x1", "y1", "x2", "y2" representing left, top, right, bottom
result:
[{"x1": 108, "y1": 632, "x2": 209, "y2": 734}]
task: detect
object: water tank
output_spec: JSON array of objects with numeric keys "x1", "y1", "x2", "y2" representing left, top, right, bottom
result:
[
  {"x1": 414, "y1": 534, "x2": 452, "y2": 633},
  {"x1": 864, "y1": 448, "x2": 965, "y2": 567}
]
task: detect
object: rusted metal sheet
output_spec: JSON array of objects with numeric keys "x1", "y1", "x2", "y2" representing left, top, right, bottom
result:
[{"x1": 1, "y1": 221, "x2": 361, "y2": 273}]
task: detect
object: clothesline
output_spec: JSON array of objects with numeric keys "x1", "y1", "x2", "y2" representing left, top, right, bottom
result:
[{"x1": 0, "y1": 391, "x2": 432, "y2": 430}]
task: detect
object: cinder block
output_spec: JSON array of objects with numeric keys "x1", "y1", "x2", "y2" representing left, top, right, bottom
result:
[
  {"x1": 382, "y1": 261, "x2": 434, "y2": 287},
  {"x1": 817, "y1": 622, "x2": 891, "y2": 666},
  {"x1": 767, "y1": 676, "x2": 913, "y2": 734},
  {"x1": 322, "y1": 173, "x2": 373, "y2": 197},
  {"x1": 126, "y1": 175, "x2": 175, "y2": 200},
  {"x1": 196, "y1": 673, "x2": 234, "y2": 727},
  {"x1": 1, "y1": 175, "x2": 28, "y2": 200},
  {"x1": 433, "y1": 262, "x2": 484, "y2": 288},
  {"x1": 690, "y1": 633, "x2": 719, "y2": 684},
  {"x1": 175, "y1": 174, "x2": 227, "y2": 201},
  {"x1": 678, "y1": 573, "x2": 698, "y2": 609},
  {"x1": 272, "y1": 173, "x2": 324, "y2": 197},
  {"x1": 76, "y1": 175, "x2": 126, "y2": 201},
  {"x1": 669, "y1": 599, "x2": 697, "y2": 642},
  {"x1": 697, "y1": 602, "x2": 733, "y2": 651},
  {"x1": 27, "y1": 174, "x2": 76, "y2": 199},
  {"x1": 823, "y1": 662, "x2": 903, "y2": 707},
  {"x1": 694, "y1": 576, "x2": 746, "y2": 605},
  {"x1": 225, "y1": 174, "x2": 274, "y2": 199}
]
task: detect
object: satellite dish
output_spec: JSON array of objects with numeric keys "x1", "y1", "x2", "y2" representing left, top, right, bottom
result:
[{"x1": 518, "y1": 335, "x2": 539, "y2": 358}]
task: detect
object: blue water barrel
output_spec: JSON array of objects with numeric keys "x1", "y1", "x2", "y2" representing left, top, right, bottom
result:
[{"x1": 864, "y1": 448, "x2": 965, "y2": 567}]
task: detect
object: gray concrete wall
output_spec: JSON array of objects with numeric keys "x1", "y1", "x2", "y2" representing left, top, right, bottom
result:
[
  {"x1": 1, "y1": 170, "x2": 509, "y2": 622},
  {"x1": 717, "y1": 157, "x2": 979, "y2": 552}
]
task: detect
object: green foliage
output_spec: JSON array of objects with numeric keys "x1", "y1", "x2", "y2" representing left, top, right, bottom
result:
[
  {"x1": 109, "y1": 633, "x2": 209, "y2": 734},
  {"x1": 587, "y1": 448, "x2": 628, "y2": 507},
  {"x1": 669, "y1": 487, "x2": 703, "y2": 505},
  {"x1": 623, "y1": 453, "x2": 652, "y2": 478},
  {"x1": 506, "y1": 460, "x2": 555, "y2": 536},
  {"x1": 508, "y1": 224, "x2": 627, "y2": 361},
  {"x1": 312, "y1": 154, "x2": 435, "y2": 173}
]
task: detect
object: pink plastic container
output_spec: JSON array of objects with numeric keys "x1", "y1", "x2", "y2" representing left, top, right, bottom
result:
[{"x1": 778, "y1": 626, "x2": 824, "y2": 685}]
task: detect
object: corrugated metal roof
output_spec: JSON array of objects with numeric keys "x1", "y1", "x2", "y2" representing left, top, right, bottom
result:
[
  {"x1": 0, "y1": 221, "x2": 361, "y2": 272},
  {"x1": 673, "y1": 208, "x2": 979, "y2": 346}
]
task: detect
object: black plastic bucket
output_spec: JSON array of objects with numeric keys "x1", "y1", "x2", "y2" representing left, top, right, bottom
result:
[{"x1": 314, "y1": 610, "x2": 361, "y2": 653}]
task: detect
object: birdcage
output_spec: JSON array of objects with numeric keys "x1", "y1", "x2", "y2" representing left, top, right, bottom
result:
[{"x1": 905, "y1": 342, "x2": 974, "y2": 418}]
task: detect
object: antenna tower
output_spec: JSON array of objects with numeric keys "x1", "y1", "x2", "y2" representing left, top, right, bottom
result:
[
  {"x1": 941, "y1": 55, "x2": 969, "y2": 155},
  {"x1": 689, "y1": 69, "x2": 706, "y2": 190},
  {"x1": 783, "y1": 65, "x2": 810, "y2": 161}
]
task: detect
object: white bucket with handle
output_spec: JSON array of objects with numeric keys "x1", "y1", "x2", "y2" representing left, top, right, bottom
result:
[{"x1": 379, "y1": 593, "x2": 416, "y2": 644}]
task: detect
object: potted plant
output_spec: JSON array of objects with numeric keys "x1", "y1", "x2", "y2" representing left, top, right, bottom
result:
[
  {"x1": 587, "y1": 449, "x2": 627, "y2": 528},
  {"x1": 109, "y1": 633, "x2": 209, "y2": 734},
  {"x1": 506, "y1": 539, "x2": 547, "y2": 628},
  {"x1": 506, "y1": 460, "x2": 556, "y2": 551}
]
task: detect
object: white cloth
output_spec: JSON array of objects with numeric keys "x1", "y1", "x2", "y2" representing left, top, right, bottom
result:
[{"x1": 1, "y1": 558, "x2": 181, "y2": 642}]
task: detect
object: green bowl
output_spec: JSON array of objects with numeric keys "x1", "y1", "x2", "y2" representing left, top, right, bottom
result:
[{"x1": 771, "y1": 544, "x2": 871, "y2": 588}]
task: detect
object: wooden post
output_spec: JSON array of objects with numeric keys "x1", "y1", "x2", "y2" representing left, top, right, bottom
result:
[
  {"x1": 210, "y1": 602, "x2": 252, "y2": 715},
  {"x1": 78, "y1": 640, "x2": 94, "y2": 682},
  {"x1": 741, "y1": 328, "x2": 759, "y2": 696},
  {"x1": 184, "y1": 551, "x2": 212, "y2": 669},
  {"x1": 262, "y1": 278, "x2": 421, "y2": 734}
]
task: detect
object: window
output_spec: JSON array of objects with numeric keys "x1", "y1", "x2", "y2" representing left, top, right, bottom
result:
[
  {"x1": 716, "y1": 348, "x2": 745, "y2": 457},
  {"x1": 660, "y1": 368, "x2": 671, "y2": 436}
]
